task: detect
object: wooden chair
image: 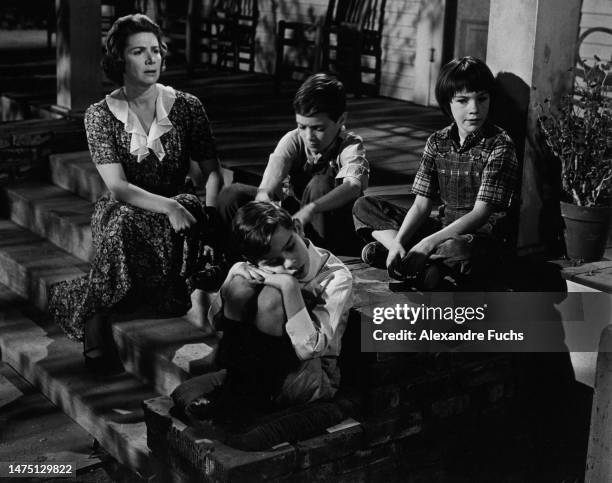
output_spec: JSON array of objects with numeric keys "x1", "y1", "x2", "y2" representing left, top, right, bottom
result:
[
  {"x1": 275, "y1": 0, "x2": 387, "y2": 96},
  {"x1": 182, "y1": 0, "x2": 259, "y2": 72}
]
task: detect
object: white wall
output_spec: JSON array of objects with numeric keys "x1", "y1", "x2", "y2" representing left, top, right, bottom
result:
[
  {"x1": 252, "y1": 0, "x2": 429, "y2": 102},
  {"x1": 579, "y1": 0, "x2": 612, "y2": 63}
]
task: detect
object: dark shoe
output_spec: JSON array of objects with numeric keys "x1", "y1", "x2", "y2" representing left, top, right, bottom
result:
[
  {"x1": 192, "y1": 263, "x2": 226, "y2": 291},
  {"x1": 361, "y1": 241, "x2": 387, "y2": 268},
  {"x1": 83, "y1": 349, "x2": 124, "y2": 377},
  {"x1": 83, "y1": 312, "x2": 124, "y2": 377}
]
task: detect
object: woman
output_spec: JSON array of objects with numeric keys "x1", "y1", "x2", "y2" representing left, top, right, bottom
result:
[{"x1": 49, "y1": 14, "x2": 224, "y2": 374}]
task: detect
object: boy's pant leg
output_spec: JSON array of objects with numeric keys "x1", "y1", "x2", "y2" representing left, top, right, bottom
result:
[
  {"x1": 301, "y1": 173, "x2": 361, "y2": 255},
  {"x1": 352, "y1": 196, "x2": 409, "y2": 242},
  {"x1": 430, "y1": 233, "x2": 503, "y2": 281}
]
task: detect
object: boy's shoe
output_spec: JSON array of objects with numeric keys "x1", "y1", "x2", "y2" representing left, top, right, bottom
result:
[
  {"x1": 192, "y1": 263, "x2": 226, "y2": 292},
  {"x1": 361, "y1": 241, "x2": 388, "y2": 269}
]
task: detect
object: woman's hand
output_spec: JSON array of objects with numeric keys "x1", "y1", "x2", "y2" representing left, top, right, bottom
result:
[{"x1": 167, "y1": 200, "x2": 197, "y2": 233}]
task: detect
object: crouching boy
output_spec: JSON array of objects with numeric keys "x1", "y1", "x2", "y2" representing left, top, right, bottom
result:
[
  {"x1": 172, "y1": 201, "x2": 353, "y2": 422},
  {"x1": 218, "y1": 73, "x2": 369, "y2": 254}
]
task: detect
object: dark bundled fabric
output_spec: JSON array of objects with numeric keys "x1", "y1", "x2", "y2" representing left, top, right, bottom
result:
[{"x1": 224, "y1": 397, "x2": 355, "y2": 451}]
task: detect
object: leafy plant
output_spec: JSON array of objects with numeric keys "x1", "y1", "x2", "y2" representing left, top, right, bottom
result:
[{"x1": 537, "y1": 57, "x2": 612, "y2": 206}]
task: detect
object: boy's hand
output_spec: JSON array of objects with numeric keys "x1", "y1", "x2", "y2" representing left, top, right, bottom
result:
[
  {"x1": 255, "y1": 189, "x2": 272, "y2": 202},
  {"x1": 386, "y1": 240, "x2": 407, "y2": 269},
  {"x1": 228, "y1": 261, "x2": 265, "y2": 284},
  {"x1": 251, "y1": 267, "x2": 299, "y2": 292},
  {"x1": 400, "y1": 238, "x2": 437, "y2": 276},
  {"x1": 292, "y1": 202, "x2": 316, "y2": 226}
]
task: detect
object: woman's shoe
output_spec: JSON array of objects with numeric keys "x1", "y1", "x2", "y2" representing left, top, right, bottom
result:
[
  {"x1": 83, "y1": 349, "x2": 124, "y2": 377},
  {"x1": 83, "y1": 312, "x2": 124, "y2": 377}
]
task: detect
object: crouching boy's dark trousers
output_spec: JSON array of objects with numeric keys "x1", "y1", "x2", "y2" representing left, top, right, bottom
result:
[{"x1": 217, "y1": 175, "x2": 361, "y2": 255}]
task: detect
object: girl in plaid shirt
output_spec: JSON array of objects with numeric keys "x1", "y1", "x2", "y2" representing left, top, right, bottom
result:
[{"x1": 353, "y1": 56, "x2": 519, "y2": 289}]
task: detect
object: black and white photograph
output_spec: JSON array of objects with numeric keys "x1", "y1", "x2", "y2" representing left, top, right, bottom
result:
[{"x1": 0, "y1": 0, "x2": 610, "y2": 481}]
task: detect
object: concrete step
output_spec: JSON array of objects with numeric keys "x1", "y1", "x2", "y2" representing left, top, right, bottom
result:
[
  {"x1": 0, "y1": 284, "x2": 160, "y2": 477},
  {"x1": 0, "y1": 362, "x2": 105, "y2": 476},
  {"x1": 113, "y1": 314, "x2": 220, "y2": 396},
  {"x1": 49, "y1": 151, "x2": 106, "y2": 203},
  {"x1": 0, "y1": 219, "x2": 88, "y2": 311},
  {"x1": 3, "y1": 181, "x2": 94, "y2": 262},
  {"x1": 0, "y1": 218, "x2": 217, "y2": 396}
]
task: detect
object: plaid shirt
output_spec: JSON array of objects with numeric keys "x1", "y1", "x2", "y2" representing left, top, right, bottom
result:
[{"x1": 412, "y1": 122, "x2": 519, "y2": 210}]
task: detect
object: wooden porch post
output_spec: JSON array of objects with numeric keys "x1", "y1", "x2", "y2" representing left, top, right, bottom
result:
[
  {"x1": 486, "y1": 0, "x2": 582, "y2": 254},
  {"x1": 54, "y1": 0, "x2": 102, "y2": 117}
]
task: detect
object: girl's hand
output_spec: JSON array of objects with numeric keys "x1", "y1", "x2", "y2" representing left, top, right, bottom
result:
[{"x1": 167, "y1": 201, "x2": 196, "y2": 233}]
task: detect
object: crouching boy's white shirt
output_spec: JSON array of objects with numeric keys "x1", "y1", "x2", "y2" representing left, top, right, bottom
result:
[{"x1": 207, "y1": 240, "x2": 353, "y2": 404}]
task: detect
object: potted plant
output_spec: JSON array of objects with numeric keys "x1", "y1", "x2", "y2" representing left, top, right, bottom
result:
[{"x1": 537, "y1": 57, "x2": 612, "y2": 262}]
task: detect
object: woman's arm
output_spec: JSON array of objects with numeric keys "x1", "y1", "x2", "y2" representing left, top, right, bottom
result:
[
  {"x1": 186, "y1": 94, "x2": 224, "y2": 207},
  {"x1": 196, "y1": 158, "x2": 224, "y2": 208},
  {"x1": 96, "y1": 163, "x2": 195, "y2": 232}
]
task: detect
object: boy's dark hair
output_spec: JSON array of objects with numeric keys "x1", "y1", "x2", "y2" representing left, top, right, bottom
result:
[
  {"x1": 102, "y1": 14, "x2": 167, "y2": 85},
  {"x1": 232, "y1": 201, "x2": 295, "y2": 264},
  {"x1": 293, "y1": 73, "x2": 346, "y2": 122},
  {"x1": 435, "y1": 56, "x2": 496, "y2": 118}
]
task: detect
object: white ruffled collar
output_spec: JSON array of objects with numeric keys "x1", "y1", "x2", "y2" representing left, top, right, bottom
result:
[{"x1": 105, "y1": 83, "x2": 176, "y2": 162}]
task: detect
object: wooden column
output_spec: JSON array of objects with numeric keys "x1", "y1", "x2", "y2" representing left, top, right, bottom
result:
[
  {"x1": 54, "y1": 0, "x2": 102, "y2": 116},
  {"x1": 586, "y1": 326, "x2": 612, "y2": 482},
  {"x1": 486, "y1": 0, "x2": 582, "y2": 254}
]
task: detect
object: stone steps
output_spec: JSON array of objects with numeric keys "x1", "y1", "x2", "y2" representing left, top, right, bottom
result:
[
  {"x1": 0, "y1": 283, "x2": 159, "y2": 476},
  {"x1": 3, "y1": 181, "x2": 94, "y2": 261},
  {"x1": 49, "y1": 151, "x2": 105, "y2": 203},
  {"x1": 0, "y1": 216, "x2": 218, "y2": 397},
  {"x1": 0, "y1": 219, "x2": 88, "y2": 311}
]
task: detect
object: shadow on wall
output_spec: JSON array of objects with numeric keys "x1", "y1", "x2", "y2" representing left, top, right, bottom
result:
[{"x1": 491, "y1": 71, "x2": 564, "y2": 256}]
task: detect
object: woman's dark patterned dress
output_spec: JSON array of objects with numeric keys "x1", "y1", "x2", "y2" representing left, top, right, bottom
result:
[{"x1": 48, "y1": 88, "x2": 218, "y2": 341}]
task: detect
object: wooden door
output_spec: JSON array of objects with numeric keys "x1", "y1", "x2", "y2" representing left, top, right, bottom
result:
[{"x1": 453, "y1": 0, "x2": 490, "y2": 60}]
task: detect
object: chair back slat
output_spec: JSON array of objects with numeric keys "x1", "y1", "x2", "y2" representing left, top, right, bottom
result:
[{"x1": 333, "y1": 0, "x2": 384, "y2": 32}]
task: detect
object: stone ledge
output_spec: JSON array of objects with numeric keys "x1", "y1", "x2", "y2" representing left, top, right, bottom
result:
[{"x1": 550, "y1": 250, "x2": 612, "y2": 293}]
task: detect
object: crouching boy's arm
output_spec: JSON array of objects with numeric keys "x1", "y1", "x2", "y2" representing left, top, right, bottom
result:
[{"x1": 294, "y1": 177, "x2": 361, "y2": 225}]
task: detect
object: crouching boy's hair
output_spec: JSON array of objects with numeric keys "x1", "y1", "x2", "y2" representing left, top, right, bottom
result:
[
  {"x1": 292, "y1": 72, "x2": 346, "y2": 122},
  {"x1": 232, "y1": 201, "x2": 295, "y2": 264}
]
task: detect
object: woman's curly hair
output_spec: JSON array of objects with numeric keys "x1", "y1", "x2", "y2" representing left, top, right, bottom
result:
[{"x1": 101, "y1": 13, "x2": 168, "y2": 85}]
